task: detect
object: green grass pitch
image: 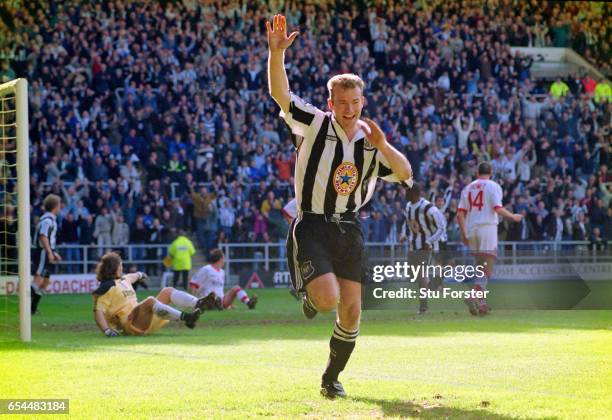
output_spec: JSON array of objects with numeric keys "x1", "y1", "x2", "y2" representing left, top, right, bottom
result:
[{"x1": 1, "y1": 289, "x2": 611, "y2": 419}]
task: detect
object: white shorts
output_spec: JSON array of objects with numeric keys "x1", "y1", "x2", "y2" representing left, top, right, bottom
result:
[{"x1": 468, "y1": 225, "x2": 498, "y2": 257}]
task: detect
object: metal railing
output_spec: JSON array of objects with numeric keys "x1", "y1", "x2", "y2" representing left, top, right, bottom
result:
[
  {"x1": 47, "y1": 240, "x2": 611, "y2": 280},
  {"x1": 52, "y1": 243, "x2": 170, "y2": 274},
  {"x1": 218, "y1": 240, "x2": 612, "y2": 281}
]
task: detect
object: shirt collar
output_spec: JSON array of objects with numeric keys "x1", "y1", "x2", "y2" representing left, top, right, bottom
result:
[{"x1": 330, "y1": 114, "x2": 366, "y2": 143}]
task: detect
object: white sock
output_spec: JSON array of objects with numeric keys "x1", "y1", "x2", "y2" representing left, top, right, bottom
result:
[
  {"x1": 152, "y1": 300, "x2": 182, "y2": 321},
  {"x1": 474, "y1": 276, "x2": 489, "y2": 305},
  {"x1": 170, "y1": 290, "x2": 198, "y2": 309},
  {"x1": 236, "y1": 288, "x2": 249, "y2": 305}
]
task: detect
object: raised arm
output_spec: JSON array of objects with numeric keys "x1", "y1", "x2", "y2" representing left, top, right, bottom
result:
[
  {"x1": 266, "y1": 14, "x2": 299, "y2": 114},
  {"x1": 123, "y1": 272, "x2": 148, "y2": 285}
]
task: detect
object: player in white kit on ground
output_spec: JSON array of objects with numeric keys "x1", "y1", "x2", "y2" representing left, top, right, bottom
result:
[
  {"x1": 189, "y1": 249, "x2": 258, "y2": 310},
  {"x1": 457, "y1": 162, "x2": 523, "y2": 315}
]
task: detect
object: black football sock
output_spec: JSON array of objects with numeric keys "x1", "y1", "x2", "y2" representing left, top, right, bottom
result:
[
  {"x1": 418, "y1": 276, "x2": 428, "y2": 311},
  {"x1": 322, "y1": 322, "x2": 359, "y2": 383},
  {"x1": 31, "y1": 286, "x2": 42, "y2": 314}
]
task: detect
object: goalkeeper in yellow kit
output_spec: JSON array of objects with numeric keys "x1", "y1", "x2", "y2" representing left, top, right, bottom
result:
[{"x1": 92, "y1": 252, "x2": 216, "y2": 336}]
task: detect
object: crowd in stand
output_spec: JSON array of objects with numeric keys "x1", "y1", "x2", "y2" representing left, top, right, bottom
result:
[{"x1": 0, "y1": 0, "x2": 610, "y2": 263}]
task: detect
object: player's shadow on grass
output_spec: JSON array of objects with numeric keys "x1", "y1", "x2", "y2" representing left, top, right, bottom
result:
[{"x1": 351, "y1": 396, "x2": 554, "y2": 419}]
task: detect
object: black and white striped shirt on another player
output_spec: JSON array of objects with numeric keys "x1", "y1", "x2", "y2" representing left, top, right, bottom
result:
[
  {"x1": 429, "y1": 186, "x2": 452, "y2": 242},
  {"x1": 34, "y1": 212, "x2": 58, "y2": 250},
  {"x1": 402, "y1": 198, "x2": 446, "y2": 251},
  {"x1": 280, "y1": 93, "x2": 405, "y2": 215}
]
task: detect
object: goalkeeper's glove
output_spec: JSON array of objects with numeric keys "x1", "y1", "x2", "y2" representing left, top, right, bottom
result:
[
  {"x1": 104, "y1": 328, "x2": 119, "y2": 337},
  {"x1": 137, "y1": 272, "x2": 149, "y2": 284}
]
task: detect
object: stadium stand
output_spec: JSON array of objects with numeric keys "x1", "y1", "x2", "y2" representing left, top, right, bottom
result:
[{"x1": 0, "y1": 0, "x2": 609, "y2": 262}]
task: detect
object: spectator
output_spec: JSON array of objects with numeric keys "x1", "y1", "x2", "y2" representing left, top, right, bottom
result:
[
  {"x1": 572, "y1": 212, "x2": 589, "y2": 241},
  {"x1": 589, "y1": 199, "x2": 607, "y2": 232},
  {"x1": 253, "y1": 210, "x2": 268, "y2": 242},
  {"x1": 78, "y1": 214, "x2": 95, "y2": 270},
  {"x1": 453, "y1": 113, "x2": 474, "y2": 150},
  {"x1": 130, "y1": 216, "x2": 149, "y2": 267},
  {"x1": 218, "y1": 198, "x2": 236, "y2": 240},
  {"x1": 590, "y1": 227, "x2": 607, "y2": 251},
  {"x1": 90, "y1": 155, "x2": 108, "y2": 182},
  {"x1": 582, "y1": 74, "x2": 597, "y2": 96},
  {"x1": 370, "y1": 212, "x2": 388, "y2": 243},
  {"x1": 594, "y1": 79, "x2": 611, "y2": 104},
  {"x1": 5, "y1": 0, "x2": 607, "y2": 258},
  {"x1": 112, "y1": 214, "x2": 130, "y2": 257},
  {"x1": 58, "y1": 212, "x2": 80, "y2": 273},
  {"x1": 190, "y1": 185, "x2": 215, "y2": 249},
  {"x1": 267, "y1": 200, "x2": 286, "y2": 243},
  {"x1": 546, "y1": 208, "x2": 565, "y2": 250},
  {"x1": 93, "y1": 207, "x2": 113, "y2": 258},
  {"x1": 147, "y1": 218, "x2": 166, "y2": 275},
  {"x1": 550, "y1": 78, "x2": 570, "y2": 98},
  {"x1": 168, "y1": 230, "x2": 195, "y2": 290},
  {"x1": 203, "y1": 200, "x2": 219, "y2": 253}
]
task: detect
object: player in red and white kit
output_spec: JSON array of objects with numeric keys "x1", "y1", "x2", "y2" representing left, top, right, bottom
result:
[
  {"x1": 189, "y1": 249, "x2": 257, "y2": 310},
  {"x1": 457, "y1": 162, "x2": 523, "y2": 315}
]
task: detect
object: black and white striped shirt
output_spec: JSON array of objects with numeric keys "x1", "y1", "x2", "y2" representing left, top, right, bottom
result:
[
  {"x1": 401, "y1": 198, "x2": 446, "y2": 251},
  {"x1": 429, "y1": 186, "x2": 452, "y2": 212},
  {"x1": 34, "y1": 212, "x2": 58, "y2": 250},
  {"x1": 429, "y1": 186, "x2": 452, "y2": 242},
  {"x1": 281, "y1": 93, "x2": 403, "y2": 215}
]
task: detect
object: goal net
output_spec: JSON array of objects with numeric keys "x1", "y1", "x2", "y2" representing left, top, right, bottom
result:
[{"x1": 0, "y1": 78, "x2": 30, "y2": 342}]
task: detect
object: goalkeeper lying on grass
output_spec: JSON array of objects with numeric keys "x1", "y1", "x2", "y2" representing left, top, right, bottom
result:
[{"x1": 92, "y1": 252, "x2": 216, "y2": 337}]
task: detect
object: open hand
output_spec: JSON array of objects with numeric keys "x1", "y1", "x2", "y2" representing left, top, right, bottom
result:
[
  {"x1": 359, "y1": 118, "x2": 387, "y2": 150},
  {"x1": 266, "y1": 14, "x2": 299, "y2": 52}
]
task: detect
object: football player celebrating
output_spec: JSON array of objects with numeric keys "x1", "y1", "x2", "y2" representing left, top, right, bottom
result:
[
  {"x1": 93, "y1": 252, "x2": 215, "y2": 336},
  {"x1": 457, "y1": 162, "x2": 523, "y2": 315},
  {"x1": 267, "y1": 14, "x2": 412, "y2": 399},
  {"x1": 190, "y1": 249, "x2": 257, "y2": 310}
]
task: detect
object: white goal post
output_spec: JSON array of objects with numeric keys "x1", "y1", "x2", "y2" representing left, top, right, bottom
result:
[{"x1": 0, "y1": 78, "x2": 30, "y2": 342}]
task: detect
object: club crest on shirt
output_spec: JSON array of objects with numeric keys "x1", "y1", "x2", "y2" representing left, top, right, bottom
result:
[
  {"x1": 301, "y1": 261, "x2": 315, "y2": 280},
  {"x1": 333, "y1": 162, "x2": 358, "y2": 196},
  {"x1": 363, "y1": 138, "x2": 376, "y2": 151}
]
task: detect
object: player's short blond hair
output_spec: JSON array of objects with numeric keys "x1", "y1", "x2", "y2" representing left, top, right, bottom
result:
[
  {"x1": 327, "y1": 73, "x2": 365, "y2": 100},
  {"x1": 43, "y1": 194, "x2": 61, "y2": 212}
]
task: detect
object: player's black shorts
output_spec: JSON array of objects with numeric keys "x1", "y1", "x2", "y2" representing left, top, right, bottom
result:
[
  {"x1": 31, "y1": 248, "x2": 55, "y2": 278},
  {"x1": 286, "y1": 212, "x2": 367, "y2": 292}
]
